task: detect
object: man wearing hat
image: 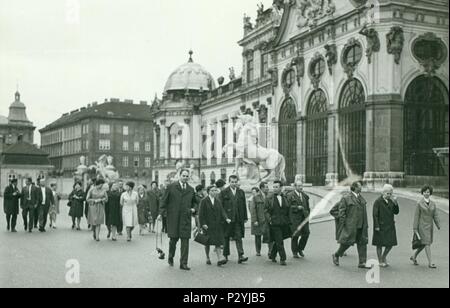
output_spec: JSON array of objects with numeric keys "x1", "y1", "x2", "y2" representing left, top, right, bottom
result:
[{"x1": 3, "y1": 178, "x2": 21, "y2": 232}]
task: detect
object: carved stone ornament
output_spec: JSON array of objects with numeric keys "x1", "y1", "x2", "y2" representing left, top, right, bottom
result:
[
  {"x1": 324, "y1": 44, "x2": 337, "y2": 75},
  {"x1": 341, "y1": 38, "x2": 362, "y2": 79},
  {"x1": 291, "y1": 55, "x2": 305, "y2": 86},
  {"x1": 258, "y1": 104, "x2": 268, "y2": 124},
  {"x1": 359, "y1": 25, "x2": 380, "y2": 64},
  {"x1": 308, "y1": 52, "x2": 325, "y2": 89},
  {"x1": 295, "y1": 0, "x2": 336, "y2": 29},
  {"x1": 412, "y1": 32, "x2": 448, "y2": 75},
  {"x1": 386, "y1": 26, "x2": 404, "y2": 65},
  {"x1": 281, "y1": 63, "x2": 296, "y2": 95},
  {"x1": 268, "y1": 67, "x2": 279, "y2": 94},
  {"x1": 349, "y1": 0, "x2": 368, "y2": 7}
]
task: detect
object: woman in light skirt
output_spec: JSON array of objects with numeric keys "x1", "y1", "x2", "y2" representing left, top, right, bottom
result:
[
  {"x1": 120, "y1": 181, "x2": 138, "y2": 242},
  {"x1": 87, "y1": 179, "x2": 108, "y2": 241}
]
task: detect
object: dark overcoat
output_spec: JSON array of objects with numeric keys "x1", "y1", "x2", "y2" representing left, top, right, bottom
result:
[
  {"x1": 21, "y1": 184, "x2": 39, "y2": 210},
  {"x1": 266, "y1": 193, "x2": 291, "y2": 240},
  {"x1": 336, "y1": 193, "x2": 369, "y2": 246},
  {"x1": 219, "y1": 186, "x2": 248, "y2": 239},
  {"x1": 372, "y1": 196, "x2": 399, "y2": 247},
  {"x1": 286, "y1": 190, "x2": 311, "y2": 236},
  {"x1": 137, "y1": 192, "x2": 151, "y2": 224},
  {"x1": 147, "y1": 190, "x2": 160, "y2": 220},
  {"x1": 160, "y1": 182, "x2": 196, "y2": 239},
  {"x1": 199, "y1": 197, "x2": 228, "y2": 246},
  {"x1": 3, "y1": 184, "x2": 21, "y2": 215}
]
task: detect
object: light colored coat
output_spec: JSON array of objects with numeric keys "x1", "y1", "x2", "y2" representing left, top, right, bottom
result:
[
  {"x1": 413, "y1": 198, "x2": 441, "y2": 245},
  {"x1": 121, "y1": 191, "x2": 139, "y2": 227}
]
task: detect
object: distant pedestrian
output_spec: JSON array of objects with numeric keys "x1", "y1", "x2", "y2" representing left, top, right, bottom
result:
[
  {"x1": 120, "y1": 181, "x2": 138, "y2": 242},
  {"x1": 411, "y1": 185, "x2": 441, "y2": 269},
  {"x1": 49, "y1": 183, "x2": 61, "y2": 229},
  {"x1": 249, "y1": 183, "x2": 270, "y2": 257},
  {"x1": 332, "y1": 181, "x2": 370, "y2": 269},
  {"x1": 287, "y1": 181, "x2": 311, "y2": 258},
  {"x1": 137, "y1": 185, "x2": 151, "y2": 235},
  {"x1": 20, "y1": 178, "x2": 38, "y2": 232},
  {"x1": 86, "y1": 179, "x2": 108, "y2": 241},
  {"x1": 199, "y1": 185, "x2": 231, "y2": 266},
  {"x1": 3, "y1": 178, "x2": 21, "y2": 232},
  {"x1": 69, "y1": 181, "x2": 86, "y2": 230},
  {"x1": 372, "y1": 184, "x2": 399, "y2": 267},
  {"x1": 106, "y1": 182, "x2": 121, "y2": 241}
]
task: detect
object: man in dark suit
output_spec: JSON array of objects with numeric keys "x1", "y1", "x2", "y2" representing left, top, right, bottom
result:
[
  {"x1": 266, "y1": 181, "x2": 291, "y2": 266},
  {"x1": 219, "y1": 175, "x2": 249, "y2": 264},
  {"x1": 3, "y1": 178, "x2": 21, "y2": 232},
  {"x1": 287, "y1": 180, "x2": 311, "y2": 258},
  {"x1": 36, "y1": 178, "x2": 55, "y2": 232},
  {"x1": 158, "y1": 169, "x2": 197, "y2": 271},
  {"x1": 21, "y1": 177, "x2": 39, "y2": 232},
  {"x1": 332, "y1": 181, "x2": 370, "y2": 269}
]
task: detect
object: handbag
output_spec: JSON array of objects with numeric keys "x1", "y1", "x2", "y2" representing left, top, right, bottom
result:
[
  {"x1": 193, "y1": 227, "x2": 209, "y2": 246},
  {"x1": 412, "y1": 232, "x2": 423, "y2": 250}
]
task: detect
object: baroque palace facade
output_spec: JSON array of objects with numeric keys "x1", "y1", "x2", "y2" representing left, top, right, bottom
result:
[{"x1": 151, "y1": 0, "x2": 449, "y2": 188}]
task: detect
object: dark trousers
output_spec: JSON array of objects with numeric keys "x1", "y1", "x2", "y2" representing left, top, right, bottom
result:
[
  {"x1": 22, "y1": 207, "x2": 35, "y2": 231},
  {"x1": 255, "y1": 235, "x2": 262, "y2": 254},
  {"x1": 270, "y1": 226, "x2": 287, "y2": 262},
  {"x1": 6, "y1": 213, "x2": 17, "y2": 230},
  {"x1": 291, "y1": 232, "x2": 310, "y2": 254},
  {"x1": 335, "y1": 228, "x2": 367, "y2": 265},
  {"x1": 33, "y1": 207, "x2": 39, "y2": 227},
  {"x1": 169, "y1": 237, "x2": 189, "y2": 266},
  {"x1": 162, "y1": 217, "x2": 167, "y2": 233},
  {"x1": 117, "y1": 215, "x2": 123, "y2": 233},
  {"x1": 38, "y1": 205, "x2": 49, "y2": 230},
  {"x1": 224, "y1": 222, "x2": 244, "y2": 257}
]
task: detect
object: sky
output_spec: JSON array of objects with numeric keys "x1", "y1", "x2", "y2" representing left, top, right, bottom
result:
[{"x1": 0, "y1": 0, "x2": 273, "y2": 144}]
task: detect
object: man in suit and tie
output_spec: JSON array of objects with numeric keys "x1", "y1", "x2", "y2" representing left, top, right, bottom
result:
[
  {"x1": 266, "y1": 181, "x2": 291, "y2": 266},
  {"x1": 21, "y1": 177, "x2": 38, "y2": 232},
  {"x1": 158, "y1": 169, "x2": 197, "y2": 271},
  {"x1": 332, "y1": 181, "x2": 371, "y2": 269},
  {"x1": 3, "y1": 178, "x2": 21, "y2": 232},
  {"x1": 219, "y1": 175, "x2": 249, "y2": 264},
  {"x1": 36, "y1": 178, "x2": 55, "y2": 232},
  {"x1": 287, "y1": 181, "x2": 311, "y2": 258}
]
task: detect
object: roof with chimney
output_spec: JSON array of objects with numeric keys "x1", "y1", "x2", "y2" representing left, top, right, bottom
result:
[{"x1": 40, "y1": 99, "x2": 152, "y2": 132}]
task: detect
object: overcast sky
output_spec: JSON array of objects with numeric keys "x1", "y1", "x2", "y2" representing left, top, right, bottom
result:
[{"x1": 0, "y1": 0, "x2": 273, "y2": 144}]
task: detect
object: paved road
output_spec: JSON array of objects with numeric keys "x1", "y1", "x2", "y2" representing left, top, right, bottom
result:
[{"x1": 0, "y1": 193, "x2": 448, "y2": 288}]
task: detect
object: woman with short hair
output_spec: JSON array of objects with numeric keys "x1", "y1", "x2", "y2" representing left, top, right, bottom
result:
[
  {"x1": 68, "y1": 181, "x2": 85, "y2": 231},
  {"x1": 411, "y1": 185, "x2": 441, "y2": 269},
  {"x1": 120, "y1": 181, "x2": 139, "y2": 242},
  {"x1": 87, "y1": 179, "x2": 108, "y2": 241},
  {"x1": 106, "y1": 182, "x2": 121, "y2": 241}
]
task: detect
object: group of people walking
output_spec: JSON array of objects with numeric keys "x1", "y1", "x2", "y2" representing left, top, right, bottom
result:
[{"x1": 3, "y1": 172, "x2": 443, "y2": 271}]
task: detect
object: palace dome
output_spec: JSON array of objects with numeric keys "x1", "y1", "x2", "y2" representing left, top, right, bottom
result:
[{"x1": 164, "y1": 50, "x2": 216, "y2": 93}]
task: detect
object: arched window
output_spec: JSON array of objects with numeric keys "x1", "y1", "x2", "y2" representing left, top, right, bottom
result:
[
  {"x1": 404, "y1": 76, "x2": 449, "y2": 176},
  {"x1": 306, "y1": 89, "x2": 328, "y2": 186},
  {"x1": 169, "y1": 123, "x2": 183, "y2": 159},
  {"x1": 278, "y1": 98, "x2": 297, "y2": 184},
  {"x1": 338, "y1": 79, "x2": 366, "y2": 181}
]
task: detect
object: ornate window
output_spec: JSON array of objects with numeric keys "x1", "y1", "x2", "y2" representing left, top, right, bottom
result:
[
  {"x1": 169, "y1": 123, "x2": 183, "y2": 159},
  {"x1": 338, "y1": 79, "x2": 366, "y2": 181},
  {"x1": 412, "y1": 33, "x2": 447, "y2": 75},
  {"x1": 278, "y1": 98, "x2": 297, "y2": 184},
  {"x1": 404, "y1": 76, "x2": 448, "y2": 176},
  {"x1": 282, "y1": 68, "x2": 296, "y2": 94},
  {"x1": 308, "y1": 53, "x2": 326, "y2": 89},
  {"x1": 341, "y1": 39, "x2": 363, "y2": 78},
  {"x1": 306, "y1": 89, "x2": 328, "y2": 186}
]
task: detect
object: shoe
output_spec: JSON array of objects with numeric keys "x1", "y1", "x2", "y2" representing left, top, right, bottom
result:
[
  {"x1": 280, "y1": 261, "x2": 287, "y2": 266},
  {"x1": 299, "y1": 251, "x2": 305, "y2": 258},
  {"x1": 39, "y1": 228, "x2": 46, "y2": 233},
  {"x1": 93, "y1": 233, "x2": 96, "y2": 240},
  {"x1": 217, "y1": 259, "x2": 227, "y2": 266},
  {"x1": 379, "y1": 262, "x2": 388, "y2": 268},
  {"x1": 112, "y1": 238, "x2": 117, "y2": 241},
  {"x1": 168, "y1": 258, "x2": 174, "y2": 267},
  {"x1": 7, "y1": 225, "x2": 10, "y2": 231},
  {"x1": 72, "y1": 225, "x2": 75, "y2": 230},
  {"x1": 271, "y1": 257, "x2": 277, "y2": 263},
  {"x1": 256, "y1": 252, "x2": 261, "y2": 257},
  {"x1": 238, "y1": 256, "x2": 248, "y2": 264},
  {"x1": 332, "y1": 254, "x2": 339, "y2": 266},
  {"x1": 107, "y1": 232, "x2": 111, "y2": 239},
  {"x1": 118, "y1": 232, "x2": 123, "y2": 236},
  {"x1": 11, "y1": 229, "x2": 17, "y2": 233},
  {"x1": 410, "y1": 256, "x2": 418, "y2": 266},
  {"x1": 76, "y1": 227, "x2": 81, "y2": 231},
  {"x1": 206, "y1": 260, "x2": 212, "y2": 265},
  {"x1": 52, "y1": 226, "x2": 57, "y2": 229},
  {"x1": 96, "y1": 239, "x2": 100, "y2": 242},
  {"x1": 358, "y1": 264, "x2": 372, "y2": 269},
  {"x1": 293, "y1": 254, "x2": 300, "y2": 259},
  {"x1": 180, "y1": 265, "x2": 191, "y2": 271},
  {"x1": 429, "y1": 264, "x2": 437, "y2": 269},
  {"x1": 24, "y1": 226, "x2": 27, "y2": 231},
  {"x1": 28, "y1": 230, "x2": 32, "y2": 233}
]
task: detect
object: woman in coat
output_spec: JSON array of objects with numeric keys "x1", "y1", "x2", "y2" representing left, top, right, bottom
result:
[
  {"x1": 49, "y1": 183, "x2": 61, "y2": 229},
  {"x1": 137, "y1": 185, "x2": 150, "y2": 235},
  {"x1": 411, "y1": 185, "x2": 441, "y2": 269},
  {"x1": 199, "y1": 185, "x2": 231, "y2": 266},
  {"x1": 87, "y1": 179, "x2": 108, "y2": 241},
  {"x1": 120, "y1": 181, "x2": 138, "y2": 242},
  {"x1": 372, "y1": 184, "x2": 400, "y2": 267},
  {"x1": 249, "y1": 187, "x2": 269, "y2": 257},
  {"x1": 106, "y1": 182, "x2": 121, "y2": 241},
  {"x1": 68, "y1": 181, "x2": 85, "y2": 231}
]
